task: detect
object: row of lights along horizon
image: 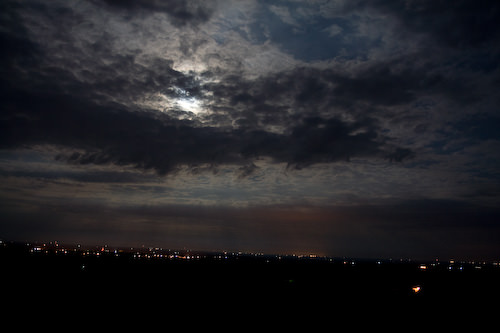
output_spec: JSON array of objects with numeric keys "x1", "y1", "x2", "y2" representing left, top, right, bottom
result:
[{"x1": 3, "y1": 240, "x2": 499, "y2": 269}]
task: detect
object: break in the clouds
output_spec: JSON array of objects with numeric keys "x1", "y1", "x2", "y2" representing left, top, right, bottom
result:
[{"x1": 1, "y1": 0, "x2": 500, "y2": 259}]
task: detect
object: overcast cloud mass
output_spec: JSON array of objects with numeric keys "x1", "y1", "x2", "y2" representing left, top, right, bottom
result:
[{"x1": 1, "y1": 0, "x2": 500, "y2": 259}]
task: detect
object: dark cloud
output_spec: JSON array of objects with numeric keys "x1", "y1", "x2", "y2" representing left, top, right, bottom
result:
[
  {"x1": 456, "y1": 115, "x2": 500, "y2": 141},
  {"x1": 332, "y1": 64, "x2": 443, "y2": 107},
  {"x1": 95, "y1": 0, "x2": 216, "y2": 27},
  {"x1": 0, "y1": 168, "x2": 155, "y2": 184},
  {"x1": 208, "y1": 61, "x2": 455, "y2": 125},
  {"x1": 341, "y1": 0, "x2": 500, "y2": 107},
  {"x1": 360, "y1": 0, "x2": 500, "y2": 49},
  {"x1": 0, "y1": 82, "x2": 399, "y2": 174},
  {"x1": 385, "y1": 148, "x2": 414, "y2": 163},
  {"x1": 0, "y1": 2, "x2": 42, "y2": 74},
  {"x1": 285, "y1": 116, "x2": 381, "y2": 167}
]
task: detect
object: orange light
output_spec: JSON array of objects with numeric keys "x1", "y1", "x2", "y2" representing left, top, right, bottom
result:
[{"x1": 412, "y1": 286, "x2": 421, "y2": 293}]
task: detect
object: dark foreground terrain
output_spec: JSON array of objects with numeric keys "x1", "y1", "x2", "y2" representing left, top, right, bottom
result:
[{"x1": 3, "y1": 241, "x2": 500, "y2": 311}]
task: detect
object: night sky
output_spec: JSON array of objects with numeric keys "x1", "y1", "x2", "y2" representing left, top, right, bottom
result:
[{"x1": 1, "y1": 0, "x2": 500, "y2": 260}]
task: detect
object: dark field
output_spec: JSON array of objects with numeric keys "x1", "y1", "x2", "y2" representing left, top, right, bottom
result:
[{"x1": 3, "y1": 241, "x2": 500, "y2": 308}]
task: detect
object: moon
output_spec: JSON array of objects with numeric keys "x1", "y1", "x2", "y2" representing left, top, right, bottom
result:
[
  {"x1": 140, "y1": 87, "x2": 207, "y2": 117},
  {"x1": 176, "y1": 96, "x2": 202, "y2": 114}
]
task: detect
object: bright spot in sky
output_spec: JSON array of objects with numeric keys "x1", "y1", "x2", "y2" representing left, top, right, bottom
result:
[
  {"x1": 171, "y1": 86, "x2": 204, "y2": 115},
  {"x1": 140, "y1": 88, "x2": 206, "y2": 117},
  {"x1": 176, "y1": 97, "x2": 202, "y2": 114}
]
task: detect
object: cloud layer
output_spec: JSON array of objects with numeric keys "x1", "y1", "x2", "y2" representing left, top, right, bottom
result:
[{"x1": 1, "y1": 0, "x2": 500, "y2": 258}]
